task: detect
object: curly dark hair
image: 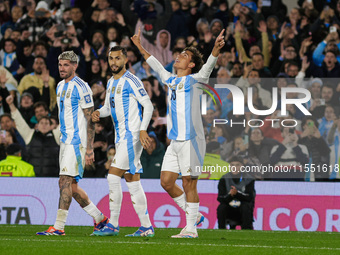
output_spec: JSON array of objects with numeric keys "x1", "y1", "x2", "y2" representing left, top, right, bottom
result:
[{"x1": 183, "y1": 46, "x2": 204, "y2": 74}]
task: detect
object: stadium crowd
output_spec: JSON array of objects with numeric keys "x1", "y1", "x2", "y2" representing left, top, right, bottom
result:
[{"x1": 0, "y1": 0, "x2": 340, "y2": 181}]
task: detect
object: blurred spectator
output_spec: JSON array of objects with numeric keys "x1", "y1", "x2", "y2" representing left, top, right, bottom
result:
[
  {"x1": 18, "y1": 92, "x2": 34, "y2": 126},
  {"x1": 0, "y1": 143, "x2": 34, "y2": 177},
  {"x1": 217, "y1": 156, "x2": 255, "y2": 230},
  {"x1": 248, "y1": 127, "x2": 280, "y2": 167},
  {"x1": 140, "y1": 131, "x2": 165, "y2": 178},
  {"x1": 235, "y1": 21, "x2": 270, "y2": 67},
  {"x1": 311, "y1": 84, "x2": 339, "y2": 118},
  {"x1": 7, "y1": 95, "x2": 59, "y2": 177},
  {"x1": 269, "y1": 126, "x2": 309, "y2": 180},
  {"x1": 147, "y1": 102, "x2": 167, "y2": 145},
  {"x1": 166, "y1": 0, "x2": 190, "y2": 48},
  {"x1": 200, "y1": 141, "x2": 230, "y2": 180},
  {"x1": 1, "y1": 6, "x2": 23, "y2": 36},
  {"x1": 260, "y1": 0, "x2": 287, "y2": 23},
  {"x1": 0, "y1": 127, "x2": 21, "y2": 160},
  {"x1": 306, "y1": 78, "x2": 323, "y2": 110},
  {"x1": 17, "y1": 56, "x2": 56, "y2": 110},
  {"x1": 15, "y1": 0, "x2": 50, "y2": 42},
  {"x1": 0, "y1": 113, "x2": 25, "y2": 149},
  {"x1": 236, "y1": 67, "x2": 272, "y2": 108},
  {"x1": 91, "y1": 80, "x2": 106, "y2": 110},
  {"x1": 29, "y1": 101, "x2": 49, "y2": 128},
  {"x1": 132, "y1": 0, "x2": 172, "y2": 45},
  {"x1": 104, "y1": 145, "x2": 116, "y2": 172},
  {"x1": 0, "y1": 39, "x2": 19, "y2": 76},
  {"x1": 70, "y1": 7, "x2": 88, "y2": 41},
  {"x1": 138, "y1": 29, "x2": 172, "y2": 66},
  {"x1": 327, "y1": 116, "x2": 340, "y2": 179},
  {"x1": 299, "y1": 116, "x2": 330, "y2": 181},
  {"x1": 312, "y1": 32, "x2": 340, "y2": 67},
  {"x1": 84, "y1": 120, "x2": 108, "y2": 178},
  {"x1": 318, "y1": 105, "x2": 336, "y2": 141}
]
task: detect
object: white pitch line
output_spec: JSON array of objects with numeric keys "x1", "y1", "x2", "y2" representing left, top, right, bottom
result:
[{"x1": 0, "y1": 238, "x2": 339, "y2": 251}]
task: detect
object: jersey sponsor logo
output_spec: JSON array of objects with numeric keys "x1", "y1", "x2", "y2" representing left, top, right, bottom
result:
[
  {"x1": 57, "y1": 92, "x2": 60, "y2": 97},
  {"x1": 139, "y1": 88, "x2": 147, "y2": 97},
  {"x1": 84, "y1": 95, "x2": 92, "y2": 104}
]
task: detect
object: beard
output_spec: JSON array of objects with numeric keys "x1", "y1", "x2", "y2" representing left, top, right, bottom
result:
[
  {"x1": 59, "y1": 70, "x2": 72, "y2": 79},
  {"x1": 111, "y1": 64, "x2": 124, "y2": 74}
]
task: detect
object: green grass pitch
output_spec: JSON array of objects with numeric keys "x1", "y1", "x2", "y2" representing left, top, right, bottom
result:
[{"x1": 1, "y1": 225, "x2": 340, "y2": 255}]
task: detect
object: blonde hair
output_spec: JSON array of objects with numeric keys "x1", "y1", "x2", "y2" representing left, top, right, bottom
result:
[{"x1": 58, "y1": 51, "x2": 78, "y2": 64}]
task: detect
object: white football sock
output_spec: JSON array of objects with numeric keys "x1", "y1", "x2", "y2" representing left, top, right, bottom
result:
[
  {"x1": 54, "y1": 209, "x2": 68, "y2": 230},
  {"x1": 107, "y1": 174, "x2": 122, "y2": 227},
  {"x1": 173, "y1": 193, "x2": 186, "y2": 211},
  {"x1": 186, "y1": 202, "x2": 199, "y2": 233},
  {"x1": 126, "y1": 181, "x2": 152, "y2": 228},
  {"x1": 82, "y1": 201, "x2": 104, "y2": 224}
]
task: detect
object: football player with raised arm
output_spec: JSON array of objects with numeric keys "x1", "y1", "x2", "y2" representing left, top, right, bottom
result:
[
  {"x1": 91, "y1": 46, "x2": 155, "y2": 237},
  {"x1": 37, "y1": 51, "x2": 108, "y2": 236},
  {"x1": 132, "y1": 28, "x2": 225, "y2": 238}
]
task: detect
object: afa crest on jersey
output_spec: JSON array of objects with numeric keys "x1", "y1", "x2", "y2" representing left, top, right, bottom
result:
[
  {"x1": 139, "y1": 88, "x2": 147, "y2": 97},
  {"x1": 84, "y1": 95, "x2": 92, "y2": 104}
]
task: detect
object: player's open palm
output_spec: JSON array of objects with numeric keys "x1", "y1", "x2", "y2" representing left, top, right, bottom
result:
[{"x1": 140, "y1": 130, "x2": 151, "y2": 149}]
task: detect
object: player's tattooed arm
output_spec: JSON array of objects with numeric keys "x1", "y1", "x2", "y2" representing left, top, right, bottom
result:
[{"x1": 83, "y1": 107, "x2": 95, "y2": 165}]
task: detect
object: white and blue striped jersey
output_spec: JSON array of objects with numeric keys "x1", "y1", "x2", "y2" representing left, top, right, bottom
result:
[
  {"x1": 98, "y1": 71, "x2": 150, "y2": 143},
  {"x1": 146, "y1": 54, "x2": 218, "y2": 141},
  {"x1": 56, "y1": 76, "x2": 94, "y2": 147}
]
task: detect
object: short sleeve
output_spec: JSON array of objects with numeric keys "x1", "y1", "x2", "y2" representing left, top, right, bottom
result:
[
  {"x1": 78, "y1": 83, "x2": 94, "y2": 109},
  {"x1": 127, "y1": 78, "x2": 150, "y2": 104}
]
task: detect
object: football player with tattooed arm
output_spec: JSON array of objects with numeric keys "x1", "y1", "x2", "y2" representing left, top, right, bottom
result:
[
  {"x1": 132, "y1": 27, "x2": 225, "y2": 238},
  {"x1": 37, "y1": 51, "x2": 108, "y2": 236}
]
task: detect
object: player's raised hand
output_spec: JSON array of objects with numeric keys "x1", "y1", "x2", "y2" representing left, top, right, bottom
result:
[
  {"x1": 212, "y1": 29, "x2": 225, "y2": 57},
  {"x1": 131, "y1": 27, "x2": 141, "y2": 47},
  {"x1": 92, "y1": 110, "x2": 100, "y2": 122},
  {"x1": 140, "y1": 130, "x2": 152, "y2": 149}
]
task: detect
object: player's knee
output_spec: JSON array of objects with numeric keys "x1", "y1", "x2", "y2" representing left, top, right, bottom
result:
[
  {"x1": 59, "y1": 175, "x2": 72, "y2": 189},
  {"x1": 160, "y1": 179, "x2": 173, "y2": 191}
]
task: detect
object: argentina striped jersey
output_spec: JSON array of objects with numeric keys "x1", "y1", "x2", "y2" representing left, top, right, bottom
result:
[
  {"x1": 146, "y1": 54, "x2": 218, "y2": 141},
  {"x1": 56, "y1": 76, "x2": 93, "y2": 146},
  {"x1": 98, "y1": 71, "x2": 149, "y2": 143}
]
